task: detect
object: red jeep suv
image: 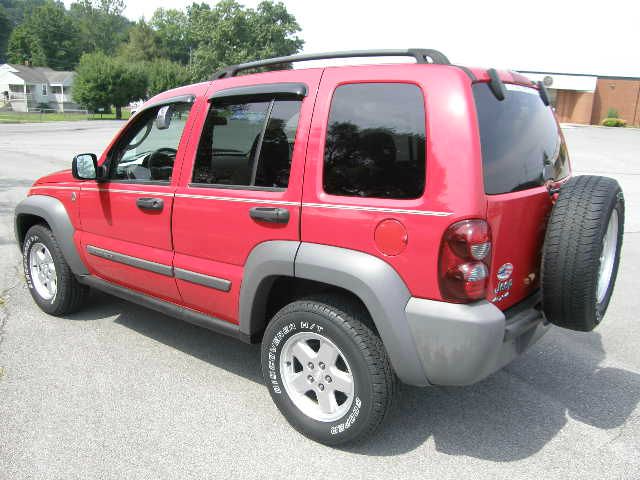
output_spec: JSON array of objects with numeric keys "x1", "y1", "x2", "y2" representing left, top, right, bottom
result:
[{"x1": 15, "y1": 49, "x2": 624, "y2": 445}]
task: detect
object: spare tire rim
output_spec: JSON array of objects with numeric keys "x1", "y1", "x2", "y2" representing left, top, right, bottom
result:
[
  {"x1": 29, "y1": 242, "x2": 57, "y2": 301},
  {"x1": 279, "y1": 332, "x2": 354, "y2": 422},
  {"x1": 597, "y1": 209, "x2": 619, "y2": 304}
]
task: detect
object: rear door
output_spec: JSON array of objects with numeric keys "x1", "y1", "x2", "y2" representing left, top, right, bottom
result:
[
  {"x1": 172, "y1": 70, "x2": 322, "y2": 323},
  {"x1": 473, "y1": 82, "x2": 571, "y2": 309}
]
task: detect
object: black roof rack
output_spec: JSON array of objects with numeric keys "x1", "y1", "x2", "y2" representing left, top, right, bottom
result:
[{"x1": 211, "y1": 49, "x2": 450, "y2": 79}]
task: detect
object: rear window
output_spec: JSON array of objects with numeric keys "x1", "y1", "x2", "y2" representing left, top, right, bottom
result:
[
  {"x1": 473, "y1": 83, "x2": 569, "y2": 195},
  {"x1": 323, "y1": 83, "x2": 426, "y2": 199}
]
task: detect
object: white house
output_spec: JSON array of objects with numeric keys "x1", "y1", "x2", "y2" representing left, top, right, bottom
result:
[{"x1": 0, "y1": 63, "x2": 80, "y2": 113}]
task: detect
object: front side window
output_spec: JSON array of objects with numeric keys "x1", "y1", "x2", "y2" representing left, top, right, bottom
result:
[
  {"x1": 192, "y1": 98, "x2": 301, "y2": 189},
  {"x1": 42, "y1": 84, "x2": 47, "y2": 95},
  {"x1": 323, "y1": 83, "x2": 426, "y2": 199},
  {"x1": 473, "y1": 83, "x2": 570, "y2": 194},
  {"x1": 108, "y1": 102, "x2": 192, "y2": 182}
]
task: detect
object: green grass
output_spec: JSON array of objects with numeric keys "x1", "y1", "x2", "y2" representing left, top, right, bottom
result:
[{"x1": 0, "y1": 111, "x2": 131, "y2": 123}]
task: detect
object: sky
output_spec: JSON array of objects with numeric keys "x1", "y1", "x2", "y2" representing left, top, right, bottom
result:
[{"x1": 71, "y1": 0, "x2": 640, "y2": 77}]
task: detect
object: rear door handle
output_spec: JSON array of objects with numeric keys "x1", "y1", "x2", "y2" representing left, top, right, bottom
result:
[
  {"x1": 249, "y1": 207, "x2": 290, "y2": 224},
  {"x1": 136, "y1": 197, "x2": 164, "y2": 211}
]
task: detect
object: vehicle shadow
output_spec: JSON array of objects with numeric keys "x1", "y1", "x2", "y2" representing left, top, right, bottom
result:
[
  {"x1": 75, "y1": 291, "x2": 640, "y2": 461},
  {"x1": 70, "y1": 290, "x2": 263, "y2": 383},
  {"x1": 346, "y1": 329, "x2": 640, "y2": 460}
]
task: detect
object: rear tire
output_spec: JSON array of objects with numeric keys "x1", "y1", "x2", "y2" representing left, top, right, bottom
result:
[
  {"x1": 261, "y1": 295, "x2": 396, "y2": 445},
  {"x1": 542, "y1": 175, "x2": 624, "y2": 331},
  {"x1": 22, "y1": 224, "x2": 89, "y2": 315}
]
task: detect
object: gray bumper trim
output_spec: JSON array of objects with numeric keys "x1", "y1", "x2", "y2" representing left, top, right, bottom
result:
[{"x1": 405, "y1": 296, "x2": 549, "y2": 386}]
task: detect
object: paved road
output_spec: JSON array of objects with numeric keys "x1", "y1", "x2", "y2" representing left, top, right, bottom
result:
[{"x1": 1, "y1": 121, "x2": 639, "y2": 479}]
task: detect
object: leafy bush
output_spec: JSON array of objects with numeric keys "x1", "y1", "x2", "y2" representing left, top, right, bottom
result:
[
  {"x1": 606, "y1": 108, "x2": 619, "y2": 118},
  {"x1": 601, "y1": 117, "x2": 627, "y2": 127},
  {"x1": 73, "y1": 51, "x2": 147, "y2": 119}
]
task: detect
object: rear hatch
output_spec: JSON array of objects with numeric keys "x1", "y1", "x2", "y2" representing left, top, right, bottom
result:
[{"x1": 472, "y1": 82, "x2": 570, "y2": 310}]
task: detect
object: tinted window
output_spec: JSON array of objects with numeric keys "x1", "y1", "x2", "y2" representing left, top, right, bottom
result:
[
  {"x1": 323, "y1": 83, "x2": 426, "y2": 199},
  {"x1": 108, "y1": 102, "x2": 192, "y2": 182},
  {"x1": 473, "y1": 83, "x2": 570, "y2": 194},
  {"x1": 192, "y1": 99, "x2": 301, "y2": 188}
]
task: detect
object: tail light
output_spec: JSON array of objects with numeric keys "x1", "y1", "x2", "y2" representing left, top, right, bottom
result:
[{"x1": 439, "y1": 219, "x2": 492, "y2": 302}]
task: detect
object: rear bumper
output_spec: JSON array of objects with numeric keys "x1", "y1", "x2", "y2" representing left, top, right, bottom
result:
[{"x1": 404, "y1": 292, "x2": 549, "y2": 386}]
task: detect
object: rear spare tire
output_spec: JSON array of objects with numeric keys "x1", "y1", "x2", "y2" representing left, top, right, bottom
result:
[{"x1": 542, "y1": 175, "x2": 624, "y2": 331}]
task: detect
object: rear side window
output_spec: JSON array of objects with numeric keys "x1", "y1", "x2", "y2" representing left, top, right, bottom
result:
[
  {"x1": 323, "y1": 83, "x2": 426, "y2": 199},
  {"x1": 473, "y1": 83, "x2": 570, "y2": 195},
  {"x1": 192, "y1": 98, "x2": 301, "y2": 189}
]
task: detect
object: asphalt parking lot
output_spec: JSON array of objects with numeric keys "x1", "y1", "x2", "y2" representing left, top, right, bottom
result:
[{"x1": 1, "y1": 121, "x2": 639, "y2": 479}]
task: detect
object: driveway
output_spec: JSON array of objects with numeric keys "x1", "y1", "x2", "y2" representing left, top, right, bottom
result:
[{"x1": 1, "y1": 121, "x2": 639, "y2": 479}]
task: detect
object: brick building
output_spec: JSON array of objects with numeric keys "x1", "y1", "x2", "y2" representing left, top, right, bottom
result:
[{"x1": 521, "y1": 71, "x2": 640, "y2": 126}]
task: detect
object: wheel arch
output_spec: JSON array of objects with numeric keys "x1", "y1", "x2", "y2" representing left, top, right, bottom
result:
[
  {"x1": 240, "y1": 241, "x2": 429, "y2": 386},
  {"x1": 14, "y1": 195, "x2": 89, "y2": 276}
]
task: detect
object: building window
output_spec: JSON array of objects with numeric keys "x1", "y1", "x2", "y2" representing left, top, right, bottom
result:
[
  {"x1": 42, "y1": 84, "x2": 47, "y2": 96},
  {"x1": 51, "y1": 86, "x2": 62, "y2": 94}
]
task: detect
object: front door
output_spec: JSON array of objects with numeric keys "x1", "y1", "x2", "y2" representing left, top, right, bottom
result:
[
  {"x1": 79, "y1": 98, "x2": 198, "y2": 302},
  {"x1": 172, "y1": 70, "x2": 322, "y2": 323}
]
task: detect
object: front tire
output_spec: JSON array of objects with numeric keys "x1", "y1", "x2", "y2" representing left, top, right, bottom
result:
[
  {"x1": 261, "y1": 295, "x2": 396, "y2": 445},
  {"x1": 22, "y1": 224, "x2": 89, "y2": 315}
]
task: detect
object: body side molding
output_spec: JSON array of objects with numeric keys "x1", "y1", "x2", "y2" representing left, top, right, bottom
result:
[
  {"x1": 14, "y1": 194, "x2": 89, "y2": 276},
  {"x1": 174, "y1": 267, "x2": 231, "y2": 292},
  {"x1": 86, "y1": 245, "x2": 174, "y2": 276}
]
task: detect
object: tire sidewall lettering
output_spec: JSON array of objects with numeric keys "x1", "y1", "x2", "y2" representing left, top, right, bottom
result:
[
  {"x1": 23, "y1": 234, "x2": 40, "y2": 291},
  {"x1": 22, "y1": 231, "x2": 58, "y2": 306},
  {"x1": 265, "y1": 316, "x2": 366, "y2": 437}
]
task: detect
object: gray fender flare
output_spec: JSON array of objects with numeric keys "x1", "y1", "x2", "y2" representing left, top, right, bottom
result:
[
  {"x1": 239, "y1": 240, "x2": 429, "y2": 386},
  {"x1": 14, "y1": 195, "x2": 89, "y2": 276},
  {"x1": 294, "y1": 243, "x2": 428, "y2": 386},
  {"x1": 239, "y1": 240, "x2": 299, "y2": 340}
]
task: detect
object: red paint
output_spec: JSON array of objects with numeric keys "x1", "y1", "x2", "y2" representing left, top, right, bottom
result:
[
  {"x1": 26, "y1": 63, "x2": 569, "y2": 319},
  {"x1": 374, "y1": 219, "x2": 408, "y2": 256},
  {"x1": 485, "y1": 187, "x2": 553, "y2": 309}
]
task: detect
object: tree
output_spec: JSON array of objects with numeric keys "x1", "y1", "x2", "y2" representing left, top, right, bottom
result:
[
  {"x1": 73, "y1": 51, "x2": 147, "y2": 119},
  {"x1": 187, "y1": 0, "x2": 303, "y2": 81},
  {"x1": 0, "y1": 6, "x2": 12, "y2": 61},
  {"x1": 6, "y1": 24, "x2": 46, "y2": 66},
  {"x1": 0, "y1": 0, "x2": 46, "y2": 26},
  {"x1": 6, "y1": 2, "x2": 81, "y2": 69},
  {"x1": 150, "y1": 8, "x2": 192, "y2": 65},
  {"x1": 144, "y1": 59, "x2": 192, "y2": 97},
  {"x1": 9, "y1": 2, "x2": 81, "y2": 69},
  {"x1": 69, "y1": 0, "x2": 131, "y2": 55},
  {"x1": 118, "y1": 20, "x2": 162, "y2": 63}
]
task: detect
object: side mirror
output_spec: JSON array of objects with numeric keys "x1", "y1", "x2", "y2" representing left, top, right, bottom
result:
[
  {"x1": 72, "y1": 153, "x2": 98, "y2": 180},
  {"x1": 156, "y1": 105, "x2": 174, "y2": 130}
]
